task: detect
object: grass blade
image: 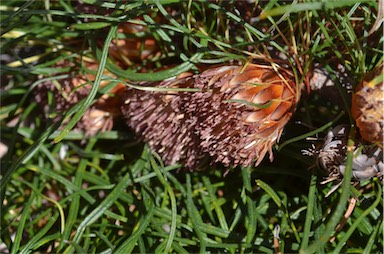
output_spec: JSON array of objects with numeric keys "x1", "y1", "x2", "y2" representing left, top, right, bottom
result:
[
  {"x1": 63, "y1": 169, "x2": 134, "y2": 254},
  {"x1": 333, "y1": 182, "x2": 382, "y2": 253},
  {"x1": 53, "y1": 24, "x2": 118, "y2": 143},
  {"x1": 10, "y1": 179, "x2": 39, "y2": 254},
  {"x1": 301, "y1": 126, "x2": 355, "y2": 254},
  {"x1": 149, "y1": 153, "x2": 177, "y2": 253},
  {"x1": 259, "y1": 0, "x2": 370, "y2": 20},
  {"x1": 256, "y1": 179, "x2": 301, "y2": 244},
  {"x1": 186, "y1": 174, "x2": 207, "y2": 253},
  {"x1": 114, "y1": 186, "x2": 155, "y2": 254},
  {"x1": 300, "y1": 173, "x2": 318, "y2": 249}
]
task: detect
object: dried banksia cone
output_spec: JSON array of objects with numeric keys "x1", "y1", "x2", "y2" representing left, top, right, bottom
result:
[
  {"x1": 351, "y1": 70, "x2": 383, "y2": 145},
  {"x1": 311, "y1": 125, "x2": 383, "y2": 182},
  {"x1": 106, "y1": 22, "x2": 159, "y2": 66},
  {"x1": 121, "y1": 63, "x2": 300, "y2": 169},
  {"x1": 34, "y1": 60, "x2": 124, "y2": 136}
]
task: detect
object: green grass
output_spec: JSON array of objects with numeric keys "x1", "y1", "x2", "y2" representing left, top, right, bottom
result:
[{"x1": 1, "y1": 0, "x2": 383, "y2": 253}]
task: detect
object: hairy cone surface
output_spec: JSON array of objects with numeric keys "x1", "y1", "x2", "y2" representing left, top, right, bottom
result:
[{"x1": 121, "y1": 64, "x2": 300, "y2": 169}]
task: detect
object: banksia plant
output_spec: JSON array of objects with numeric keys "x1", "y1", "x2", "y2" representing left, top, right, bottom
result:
[
  {"x1": 351, "y1": 68, "x2": 383, "y2": 146},
  {"x1": 5, "y1": 1, "x2": 384, "y2": 253},
  {"x1": 121, "y1": 63, "x2": 300, "y2": 169}
]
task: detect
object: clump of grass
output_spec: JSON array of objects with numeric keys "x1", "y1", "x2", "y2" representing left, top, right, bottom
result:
[{"x1": 1, "y1": 1, "x2": 382, "y2": 253}]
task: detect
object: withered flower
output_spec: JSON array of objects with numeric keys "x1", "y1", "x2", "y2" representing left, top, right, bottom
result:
[
  {"x1": 315, "y1": 125, "x2": 383, "y2": 182},
  {"x1": 121, "y1": 63, "x2": 300, "y2": 170}
]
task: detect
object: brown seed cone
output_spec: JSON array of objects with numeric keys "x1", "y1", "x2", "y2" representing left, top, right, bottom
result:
[
  {"x1": 106, "y1": 21, "x2": 160, "y2": 67},
  {"x1": 351, "y1": 70, "x2": 383, "y2": 145},
  {"x1": 34, "y1": 60, "x2": 124, "y2": 136},
  {"x1": 121, "y1": 64, "x2": 300, "y2": 169},
  {"x1": 121, "y1": 72, "x2": 201, "y2": 168}
]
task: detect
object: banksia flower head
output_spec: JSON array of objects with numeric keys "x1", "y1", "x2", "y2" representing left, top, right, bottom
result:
[
  {"x1": 121, "y1": 63, "x2": 300, "y2": 170},
  {"x1": 351, "y1": 68, "x2": 383, "y2": 146}
]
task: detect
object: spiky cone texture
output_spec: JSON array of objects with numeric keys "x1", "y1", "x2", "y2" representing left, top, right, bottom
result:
[
  {"x1": 121, "y1": 64, "x2": 300, "y2": 170},
  {"x1": 351, "y1": 70, "x2": 383, "y2": 146},
  {"x1": 34, "y1": 60, "x2": 124, "y2": 136}
]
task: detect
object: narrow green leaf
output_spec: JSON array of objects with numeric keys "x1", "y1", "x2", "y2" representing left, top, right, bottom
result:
[
  {"x1": 114, "y1": 79, "x2": 202, "y2": 92},
  {"x1": 0, "y1": 119, "x2": 61, "y2": 204},
  {"x1": 10, "y1": 179, "x2": 39, "y2": 254},
  {"x1": 115, "y1": 187, "x2": 155, "y2": 254},
  {"x1": 101, "y1": 51, "x2": 204, "y2": 82},
  {"x1": 241, "y1": 167, "x2": 257, "y2": 251},
  {"x1": 0, "y1": 0, "x2": 34, "y2": 35},
  {"x1": 259, "y1": 0, "x2": 370, "y2": 20},
  {"x1": 256, "y1": 179, "x2": 282, "y2": 207},
  {"x1": 155, "y1": 0, "x2": 190, "y2": 34},
  {"x1": 19, "y1": 213, "x2": 59, "y2": 254},
  {"x1": 186, "y1": 174, "x2": 207, "y2": 253},
  {"x1": 256, "y1": 179, "x2": 301, "y2": 243},
  {"x1": 71, "y1": 22, "x2": 111, "y2": 30},
  {"x1": 202, "y1": 176, "x2": 228, "y2": 231},
  {"x1": 301, "y1": 126, "x2": 355, "y2": 254},
  {"x1": 363, "y1": 218, "x2": 382, "y2": 254},
  {"x1": 63, "y1": 169, "x2": 134, "y2": 254},
  {"x1": 53, "y1": 24, "x2": 118, "y2": 143},
  {"x1": 26, "y1": 164, "x2": 96, "y2": 204},
  {"x1": 148, "y1": 153, "x2": 177, "y2": 253},
  {"x1": 300, "y1": 173, "x2": 318, "y2": 249},
  {"x1": 224, "y1": 99, "x2": 273, "y2": 109},
  {"x1": 333, "y1": 182, "x2": 382, "y2": 253},
  {"x1": 278, "y1": 111, "x2": 344, "y2": 150},
  {"x1": 57, "y1": 139, "x2": 98, "y2": 252}
]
